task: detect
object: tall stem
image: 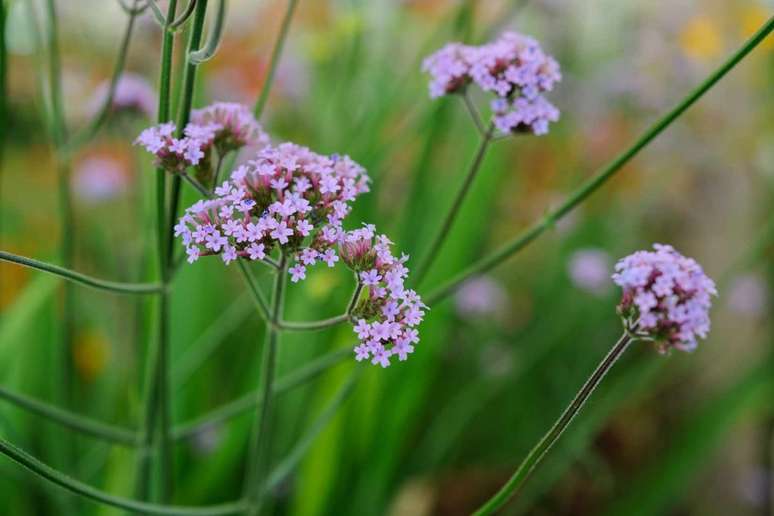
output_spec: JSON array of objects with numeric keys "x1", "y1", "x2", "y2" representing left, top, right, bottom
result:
[
  {"x1": 243, "y1": 256, "x2": 287, "y2": 514},
  {"x1": 136, "y1": 0, "x2": 179, "y2": 504},
  {"x1": 413, "y1": 123, "x2": 494, "y2": 287},
  {"x1": 473, "y1": 332, "x2": 633, "y2": 515},
  {"x1": 253, "y1": 0, "x2": 299, "y2": 119}
]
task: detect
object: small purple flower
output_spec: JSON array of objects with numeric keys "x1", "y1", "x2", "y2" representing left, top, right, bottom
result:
[
  {"x1": 322, "y1": 249, "x2": 339, "y2": 267},
  {"x1": 246, "y1": 243, "x2": 265, "y2": 261},
  {"x1": 270, "y1": 221, "x2": 294, "y2": 244},
  {"x1": 360, "y1": 269, "x2": 382, "y2": 286},
  {"x1": 289, "y1": 264, "x2": 306, "y2": 283}
]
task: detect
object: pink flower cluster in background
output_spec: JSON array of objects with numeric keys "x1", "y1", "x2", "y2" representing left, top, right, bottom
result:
[{"x1": 423, "y1": 31, "x2": 561, "y2": 135}]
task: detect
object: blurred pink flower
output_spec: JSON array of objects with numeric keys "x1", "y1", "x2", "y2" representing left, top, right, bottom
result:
[
  {"x1": 87, "y1": 73, "x2": 156, "y2": 119},
  {"x1": 726, "y1": 273, "x2": 769, "y2": 318},
  {"x1": 568, "y1": 248, "x2": 612, "y2": 296},
  {"x1": 72, "y1": 156, "x2": 130, "y2": 203},
  {"x1": 455, "y1": 276, "x2": 507, "y2": 319}
]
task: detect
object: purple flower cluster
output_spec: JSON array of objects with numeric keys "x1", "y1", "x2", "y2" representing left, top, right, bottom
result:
[
  {"x1": 174, "y1": 142, "x2": 370, "y2": 265},
  {"x1": 336, "y1": 225, "x2": 426, "y2": 367},
  {"x1": 190, "y1": 102, "x2": 270, "y2": 155},
  {"x1": 423, "y1": 31, "x2": 561, "y2": 135},
  {"x1": 612, "y1": 244, "x2": 717, "y2": 352},
  {"x1": 135, "y1": 102, "x2": 268, "y2": 175}
]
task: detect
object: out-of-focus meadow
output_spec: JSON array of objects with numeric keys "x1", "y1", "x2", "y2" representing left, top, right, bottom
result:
[{"x1": 1, "y1": 0, "x2": 774, "y2": 515}]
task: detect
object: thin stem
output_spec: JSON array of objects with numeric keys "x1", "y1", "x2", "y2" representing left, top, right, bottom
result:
[
  {"x1": 278, "y1": 279, "x2": 362, "y2": 331},
  {"x1": 0, "y1": 437, "x2": 248, "y2": 515},
  {"x1": 136, "y1": 0, "x2": 179, "y2": 503},
  {"x1": 168, "y1": 0, "x2": 197, "y2": 30},
  {"x1": 462, "y1": 92, "x2": 486, "y2": 137},
  {"x1": 146, "y1": 0, "x2": 167, "y2": 26},
  {"x1": 278, "y1": 314, "x2": 349, "y2": 332},
  {"x1": 243, "y1": 256, "x2": 287, "y2": 513},
  {"x1": 172, "y1": 348, "x2": 350, "y2": 440},
  {"x1": 237, "y1": 260, "x2": 272, "y2": 322},
  {"x1": 414, "y1": 123, "x2": 494, "y2": 287},
  {"x1": 252, "y1": 0, "x2": 299, "y2": 119},
  {"x1": 0, "y1": 387, "x2": 138, "y2": 446},
  {"x1": 426, "y1": 15, "x2": 774, "y2": 305},
  {"x1": 473, "y1": 332, "x2": 633, "y2": 515},
  {"x1": 167, "y1": 0, "x2": 209, "y2": 266},
  {"x1": 347, "y1": 280, "x2": 364, "y2": 314},
  {"x1": 0, "y1": 251, "x2": 163, "y2": 294},
  {"x1": 212, "y1": 153, "x2": 226, "y2": 190},
  {"x1": 189, "y1": 0, "x2": 226, "y2": 64},
  {"x1": 181, "y1": 172, "x2": 211, "y2": 196},
  {"x1": 62, "y1": 4, "x2": 141, "y2": 155}
]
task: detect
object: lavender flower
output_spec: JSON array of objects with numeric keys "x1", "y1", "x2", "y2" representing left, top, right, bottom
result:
[
  {"x1": 568, "y1": 248, "x2": 612, "y2": 296},
  {"x1": 423, "y1": 31, "x2": 561, "y2": 135},
  {"x1": 135, "y1": 101, "x2": 268, "y2": 179},
  {"x1": 87, "y1": 73, "x2": 156, "y2": 119},
  {"x1": 340, "y1": 226, "x2": 426, "y2": 367},
  {"x1": 175, "y1": 142, "x2": 370, "y2": 266},
  {"x1": 190, "y1": 102, "x2": 270, "y2": 154},
  {"x1": 612, "y1": 244, "x2": 717, "y2": 353}
]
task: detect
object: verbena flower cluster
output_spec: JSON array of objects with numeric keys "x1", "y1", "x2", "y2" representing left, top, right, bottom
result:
[
  {"x1": 338, "y1": 225, "x2": 427, "y2": 367},
  {"x1": 612, "y1": 244, "x2": 717, "y2": 353},
  {"x1": 135, "y1": 102, "x2": 268, "y2": 176},
  {"x1": 423, "y1": 31, "x2": 561, "y2": 135},
  {"x1": 174, "y1": 142, "x2": 370, "y2": 265}
]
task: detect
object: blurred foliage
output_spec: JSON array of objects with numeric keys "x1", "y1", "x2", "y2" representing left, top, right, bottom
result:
[{"x1": 1, "y1": 0, "x2": 774, "y2": 515}]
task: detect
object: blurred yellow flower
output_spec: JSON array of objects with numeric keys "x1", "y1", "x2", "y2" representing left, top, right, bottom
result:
[
  {"x1": 740, "y1": 5, "x2": 774, "y2": 51},
  {"x1": 679, "y1": 15, "x2": 723, "y2": 61},
  {"x1": 73, "y1": 330, "x2": 110, "y2": 382}
]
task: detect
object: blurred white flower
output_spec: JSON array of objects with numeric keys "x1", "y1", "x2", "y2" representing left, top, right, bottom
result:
[
  {"x1": 455, "y1": 276, "x2": 507, "y2": 319},
  {"x1": 727, "y1": 273, "x2": 769, "y2": 318},
  {"x1": 567, "y1": 248, "x2": 612, "y2": 296},
  {"x1": 73, "y1": 156, "x2": 130, "y2": 203}
]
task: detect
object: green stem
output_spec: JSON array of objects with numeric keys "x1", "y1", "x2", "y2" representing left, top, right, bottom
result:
[
  {"x1": 426, "y1": 15, "x2": 774, "y2": 305},
  {"x1": 0, "y1": 251, "x2": 163, "y2": 295},
  {"x1": 0, "y1": 437, "x2": 248, "y2": 515},
  {"x1": 62, "y1": 4, "x2": 141, "y2": 155},
  {"x1": 253, "y1": 0, "x2": 299, "y2": 119},
  {"x1": 136, "y1": 0, "x2": 179, "y2": 504},
  {"x1": 473, "y1": 332, "x2": 633, "y2": 515},
  {"x1": 278, "y1": 314, "x2": 349, "y2": 331},
  {"x1": 237, "y1": 260, "x2": 272, "y2": 322},
  {"x1": 414, "y1": 123, "x2": 494, "y2": 287},
  {"x1": 0, "y1": 387, "x2": 138, "y2": 446},
  {"x1": 172, "y1": 348, "x2": 350, "y2": 441},
  {"x1": 243, "y1": 256, "x2": 287, "y2": 513},
  {"x1": 189, "y1": 0, "x2": 226, "y2": 64},
  {"x1": 168, "y1": 0, "x2": 197, "y2": 30}
]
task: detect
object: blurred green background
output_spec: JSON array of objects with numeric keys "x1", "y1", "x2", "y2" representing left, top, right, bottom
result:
[{"x1": 1, "y1": 0, "x2": 774, "y2": 515}]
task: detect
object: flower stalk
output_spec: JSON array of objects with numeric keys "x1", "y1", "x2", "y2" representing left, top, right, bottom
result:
[{"x1": 473, "y1": 332, "x2": 634, "y2": 515}]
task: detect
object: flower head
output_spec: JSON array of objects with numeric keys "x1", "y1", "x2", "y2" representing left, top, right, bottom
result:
[
  {"x1": 176, "y1": 142, "x2": 370, "y2": 268},
  {"x1": 135, "y1": 101, "x2": 268, "y2": 180},
  {"x1": 339, "y1": 228, "x2": 426, "y2": 367},
  {"x1": 612, "y1": 244, "x2": 717, "y2": 353},
  {"x1": 423, "y1": 31, "x2": 561, "y2": 136}
]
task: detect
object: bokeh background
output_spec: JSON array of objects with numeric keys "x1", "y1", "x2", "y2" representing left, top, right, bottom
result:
[{"x1": 2, "y1": 0, "x2": 774, "y2": 515}]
